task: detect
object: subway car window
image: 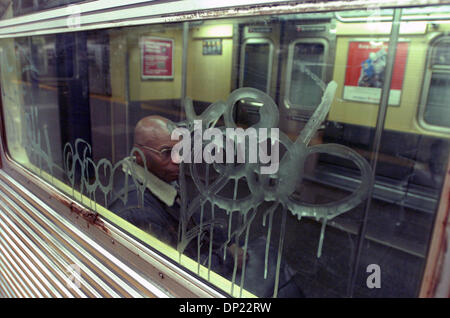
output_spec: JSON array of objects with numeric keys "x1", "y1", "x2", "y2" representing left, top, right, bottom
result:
[
  {"x1": 424, "y1": 72, "x2": 450, "y2": 128},
  {"x1": 240, "y1": 40, "x2": 273, "y2": 92},
  {"x1": 422, "y1": 37, "x2": 450, "y2": 129},
  {"x1": 1, "y1": 4, "x2": 450, "y2": 298},
  {"x1": 288, "y1": 41, "x2": 326, "y2": 109}
]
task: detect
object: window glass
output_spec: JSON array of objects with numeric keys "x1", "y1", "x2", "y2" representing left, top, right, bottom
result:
[
  {"x1": 289, "y1": 42, "x2": 325, "y2": 109},
  {"x1": 424, "y1": 72, "x2": 450, "y2": 128},
  {"x1": 431, "y1": 39, "x2": 450, "y2": 66},
  {"x1": 241, "y1": 42, "x2": 271, "y2": 92},
  {"x1": 423, "y1": 39, "x2": 450, "y2": 129},
  {"x1": 1, "y1": 5, "x2": 450, "y2": 298}
]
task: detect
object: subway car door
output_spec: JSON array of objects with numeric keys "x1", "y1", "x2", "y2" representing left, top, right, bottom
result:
[
  {"x1": 235, "y1": 24, "x2": 280, "y2": 127},
  {"x1": 277, "y1": 18, "x2": 337, "y2": 181}
]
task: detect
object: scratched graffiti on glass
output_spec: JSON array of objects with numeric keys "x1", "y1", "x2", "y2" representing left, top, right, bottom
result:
[{"x1": 1, "y1": 40, "x2": 372, "y2": 298}]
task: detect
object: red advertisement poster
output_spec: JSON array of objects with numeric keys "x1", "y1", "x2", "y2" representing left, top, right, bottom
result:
[
  {"x1": 141, "y1": 37, "x2": 174, "y2": 79},
  {"x1": 343, "y1": 41, "x2": 409, "y2": 105}
]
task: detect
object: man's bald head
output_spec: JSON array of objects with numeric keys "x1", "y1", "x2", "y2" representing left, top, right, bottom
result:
[
  {"x1": 133, "y1": 115, "x2": 180, "y2": 182},
  {"x1": 134, "y1": 115, "x2": 172, "y2": 148}
]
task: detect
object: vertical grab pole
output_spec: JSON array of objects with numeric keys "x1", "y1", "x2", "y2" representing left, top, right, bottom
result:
[{"x1": 347, "y1": 8, "x2": 403, "y2": 297}]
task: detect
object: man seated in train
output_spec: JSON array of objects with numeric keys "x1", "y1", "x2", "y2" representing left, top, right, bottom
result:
[
  {"x1": 108, "y1": 115, "x2": 304, "y2": 297},
  {"x1": 107, "y1": 115, "x2": 234, "y2": 259}
]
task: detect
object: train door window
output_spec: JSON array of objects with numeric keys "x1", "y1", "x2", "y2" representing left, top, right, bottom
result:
[
  {"x1": 423, "y1": 72, "x2": 450, "y2": 128},
  {"x1": 239, "y1": 39, "x2": 273, "y2": 93},
  {"x1": 286, "y1": 40, "x2": 327, "y2": 110},
  {"x1": 237, "y1": 38, "x2": 274, "y2": 126},
  {"x1": 419, "y1": 37, "x2": 450, "y2": 131}
]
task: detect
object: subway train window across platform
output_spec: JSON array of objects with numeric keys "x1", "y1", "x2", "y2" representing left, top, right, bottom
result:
[
  {"x1": 0, "y1": 4, "x2": 449, "y2": 298},
  {"x1": 287, "y1": 41, "x2": 327, "y2": 110},
  {"x1": 420, "y1": 36, "x2": 450, "y2": 131},
  {"x1": 240, "y1": 39, "x2": 273, "y2": 93}
]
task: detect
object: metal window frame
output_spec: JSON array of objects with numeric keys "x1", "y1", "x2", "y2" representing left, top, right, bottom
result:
[
  {"x1": 239, "y1": 38, "x2": 274, "y2": 94},
  {"x1": 284, "y1": 38, "x2": 329, "y2": 110},
  {"x1": 418, "y1": 35, "x2": 450, "y2": 134},
  {"x1": 0, "y1": 0, "x2": 448, "y2": 38}
]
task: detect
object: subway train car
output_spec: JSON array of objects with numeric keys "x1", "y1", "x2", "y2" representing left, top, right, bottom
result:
[{"x1": 0, "y1": 0, "x2": 449, "y2": 298}]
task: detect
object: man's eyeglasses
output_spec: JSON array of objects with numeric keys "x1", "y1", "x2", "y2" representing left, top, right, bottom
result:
[{"x1": 135, "y1": 144, "x2": 173, "y2": 162}]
